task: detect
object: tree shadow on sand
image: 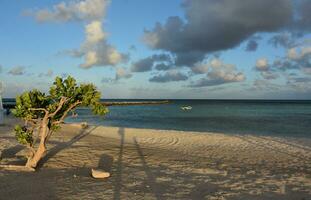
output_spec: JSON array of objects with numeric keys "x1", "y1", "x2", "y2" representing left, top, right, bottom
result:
[
  {"x1": 133, "y1": 136, "x2": 164, "y2": 200},
  {"x1": 97, "y1": 154, "x2": 114, "y2": 172},
  {"x1": 0, "y1": 145, "x2": 26, "y2": 165},
  {"x1": 111, "y1": 127, "x2": 221, "y2": 199},
  {"x1": 112, "y1": 127, "x2": 164, "y2": 200},
  {"x1": 37, "y1": 126, "x2": 98, "y2": 169},
  {"x1": 1, "y1": 145, "x2": 25, "y2": 159},
  {"x1": 112, "y1": 127, "x2": 125, "y2": 200}
]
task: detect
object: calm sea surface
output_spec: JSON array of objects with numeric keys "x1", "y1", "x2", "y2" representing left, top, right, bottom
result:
[
  {"x1": 66, "y1": 99, "x2": 311, "y2": 137},
  {"x1": 4, "y1": 99, "x2": 311, "y2": 137}
]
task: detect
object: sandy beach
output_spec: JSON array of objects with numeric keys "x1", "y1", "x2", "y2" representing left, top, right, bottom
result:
[{"x1": 1, "y1": 116, "x2": 311, "y2": 200}]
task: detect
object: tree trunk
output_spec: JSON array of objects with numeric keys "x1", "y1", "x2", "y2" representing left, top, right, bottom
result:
[{"x1": 25, "y1": 118, "x2": 49, "y2": 169}]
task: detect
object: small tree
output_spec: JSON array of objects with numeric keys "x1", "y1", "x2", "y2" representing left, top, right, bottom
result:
[{"x1": 12, "y1": 76, "x2": 108, "y2": 169}]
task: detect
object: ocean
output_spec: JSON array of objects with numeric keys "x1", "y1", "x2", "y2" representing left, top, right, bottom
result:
[
  {"x1": 65, "y1": 99, "x2": 311, "y2": 137},
  {"x1": 4, "y1": 99, "x2": 311, "y2": 137}
]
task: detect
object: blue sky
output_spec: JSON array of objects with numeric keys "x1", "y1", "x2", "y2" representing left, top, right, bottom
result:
[{"x1": 0, "y1": 0, "x2": 310, "y2": 99}]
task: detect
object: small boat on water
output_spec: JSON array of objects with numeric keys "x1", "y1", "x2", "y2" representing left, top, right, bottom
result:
[{"x1": 181, "y1": 106, "x2": 192, "y2": 111}]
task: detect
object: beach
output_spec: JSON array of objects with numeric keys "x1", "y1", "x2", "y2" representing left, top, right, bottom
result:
[
  {"x1": 1, "y1": 116, "x2": 311, "y2": 199},
  {"x1": 2, "y1": 0, "x2": 311, "y2": 199}
]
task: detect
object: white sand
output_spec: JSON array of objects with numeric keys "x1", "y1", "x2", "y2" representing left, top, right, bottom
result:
[{"x1": 1, "y1": 116, "x2": 311, "y2": 199}]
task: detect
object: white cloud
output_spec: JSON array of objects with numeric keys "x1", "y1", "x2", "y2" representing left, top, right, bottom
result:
[
  {"x1": 253, "y1": 79, "x2": 280, "y2": 91},
  {"x1": 191, "y1": 62, "x2": 209, "y2": 74},
  {"x1": 39, "y1": 69, "x2": 54, "y2": 77},
  {"x1": 28, "y1": 0, "x2": 126, "y2": 69},
  {"x1": 255, "y1": 58, "x2": 269, "y2": 71},
  {"x1": 287, "y1": 48, "x2": 299, "y2": 60},
  {"x1": 287, "y1": 46, "x2": 311, "y2": 61},
  {"x1": 301, "y1": 47, "x2": 311, "y2": 57},
  {"x1": 101, "y1": 67, "x2": 132, "y2": 83},
  {"x1": 81, "y1": 51, "x2": 98, "y2": 68},
  {"x1": 190, "y1": 59, "x2": 245, "y2": 87},
  {"x1": 75, "y1": 15, "x2": 125, "y2": 68},
  {"x1": 31, "y1": 0, "x2": 110, "y2": 22},
  {"x1": 85, "y1": 21, "x2": 106, "y2": 44},
  {"x1": 208, "y1": 63, "x2": 245, "y2": 82},
  {"x1": 210, "y1": 59, "x2": 223, "y2": 68},
  {"x1": 8, "y1": 66, "x2": 26, "y2": 76},
  {"x1": 79, "y1": 41, "x2": 125, "y2": 68},
  {"x1": 116, "y1": 67, "x2": 132, "y2": 80}
]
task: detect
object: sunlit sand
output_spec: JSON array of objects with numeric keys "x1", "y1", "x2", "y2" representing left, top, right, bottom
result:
[{"x1": 1, "y1": 116, "x2": 311, "y2": 199}]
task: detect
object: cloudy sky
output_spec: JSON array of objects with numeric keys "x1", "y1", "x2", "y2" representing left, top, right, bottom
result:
[{"x1": 0, "y1": 0, "x2": 310, "y2": 99}]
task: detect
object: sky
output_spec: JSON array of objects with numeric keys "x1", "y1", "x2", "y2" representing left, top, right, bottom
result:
[{"x1": 0, "y1": 0, "x2": 310, "y2": 99}]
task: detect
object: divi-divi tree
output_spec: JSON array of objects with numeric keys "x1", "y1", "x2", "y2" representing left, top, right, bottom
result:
[{"x1": 12, "y1": 76, "x2": 108, "y2": 170}]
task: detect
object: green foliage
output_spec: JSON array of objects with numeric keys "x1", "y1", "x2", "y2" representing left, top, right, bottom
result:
[
  {"x1": 12, "y1": 90, "x2": 49, "y2": 120},
  {"x1": 91, "y1": 102, "x2": 108, "y2": 115},
  {"x1": 12, "y1": 76, "x2": 108, "y2": 146},
  {"x1": 14, "y1": 125, "x2": 33, "y2": 145},
  {"x1": 49, "y1": 121, "x2": 61, "y2": 132},
  {"x1": 48, "y1": 76, "x2": 108, "y2": 119}
]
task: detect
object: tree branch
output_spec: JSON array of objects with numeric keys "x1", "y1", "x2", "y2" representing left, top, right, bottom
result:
[
  {"x1": 53, "y1": 100, "x2": 82, "y2": 125},
  {"x1": 29, "y1": 108, "x2": 48, "y2": 115},
  {"x1": 46, "y1": 129, "x2": 54, "y2": 142},
  {"x1": 48, "y1": 96, "x2": 69, "y2": 117},
  {"x1": 25, "y1": 119, "x2": 39, "y2": 127},
  {"x1": 0, "y1": 165, "x2": 35, "y2": 172},
  {"x1": 27, "y1": 144, "x2": 36, "y2": 155}
]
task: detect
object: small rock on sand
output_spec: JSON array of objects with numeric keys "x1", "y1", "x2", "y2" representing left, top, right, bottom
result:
[
  {"x1": 246, "y1": 170, "x2": 256, "y2": 175},
  {"x1": 91, "y1": 169, "x2": 110, "y2": 179}
]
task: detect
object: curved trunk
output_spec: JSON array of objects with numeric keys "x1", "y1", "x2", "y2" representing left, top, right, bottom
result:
[{"x1": 25, "y1": 118, "x2": 49, "y2": 169}]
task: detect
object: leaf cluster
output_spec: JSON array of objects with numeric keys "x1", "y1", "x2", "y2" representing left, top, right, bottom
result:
[
  {"x1": 12, "y1": 90, "x2": 49, "y2": 120},
  {"x1": 49, "y1": 76, "x2": 108, "y2": 119},
  {"x1": 14, "y1": 125, "x2": 33, "y2": 145}
]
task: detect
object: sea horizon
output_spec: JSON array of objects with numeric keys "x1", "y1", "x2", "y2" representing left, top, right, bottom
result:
[
  {"x1": 3, "y1": 98, "x2": 311, "y2": 101},
  {"x1": 3, "y1": 98, "x2": 311, "y2": 137},
  {"x1": 58, "y1": 99, "x2": 311, "y2": 138}
]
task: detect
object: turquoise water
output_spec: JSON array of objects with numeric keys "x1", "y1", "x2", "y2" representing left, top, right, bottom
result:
[{"x1": 65, "y1": 100, "x2": 311, "y2": 137}]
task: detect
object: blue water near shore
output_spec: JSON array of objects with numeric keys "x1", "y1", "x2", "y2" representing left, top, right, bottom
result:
[
  {"x1": 64, "y1": 99, "x2": 311, "y2": 137},
  {"x1": 4, "y1": 99, "x2": 311, "y2": 137}
]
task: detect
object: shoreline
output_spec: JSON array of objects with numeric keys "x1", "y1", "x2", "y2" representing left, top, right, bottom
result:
[
  {"x1": 68, "y1": 121, "x2": 311, "y2": 140},
  {"x1": 1, "y1": 118, "x2": 311, "y2": 199}
]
